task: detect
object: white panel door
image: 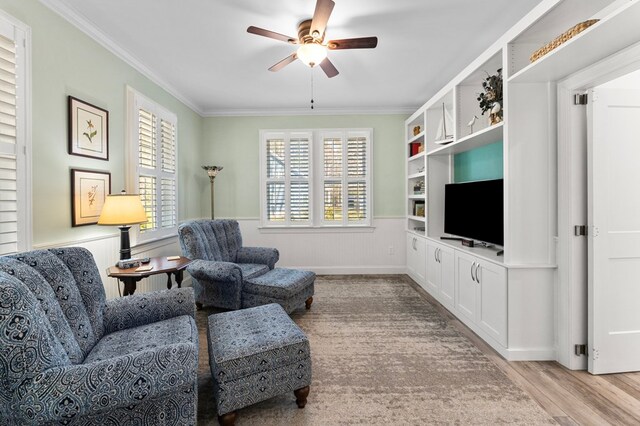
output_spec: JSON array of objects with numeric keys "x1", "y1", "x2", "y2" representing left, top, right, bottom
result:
[
  {"x1": 477, "y1": 261, "x2": 507, "y2": 347},
  {"x1": 438, "y1": 245, "x2": 455, "y2": 311},
  {"x1": 425, "y1": 242, "x2": 440, "y2": 295},
  {"x1": 455, "y1": 252, "x2": 477, "y2": 323},
  {"x1": 588, "y1": 88, "x2": 640, "y2": 374}
]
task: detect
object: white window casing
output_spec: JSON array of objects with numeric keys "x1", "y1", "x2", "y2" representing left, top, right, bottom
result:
[
  {"x1": 0, "y1": 12, "x2": 31, "y2": 255},
  {"x1": 260, "y1": 128, "x2": 372, "y2": 228},
  {"x1": 126, "y1": 87, "x2": 177, "y2": 244}
]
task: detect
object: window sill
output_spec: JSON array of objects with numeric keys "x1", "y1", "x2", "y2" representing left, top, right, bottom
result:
[{"x1": 258, "y1": 225, "x2": 375, "y2": 234}]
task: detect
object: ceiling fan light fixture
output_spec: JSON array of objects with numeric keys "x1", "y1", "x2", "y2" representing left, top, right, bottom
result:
[{"x1": 296, "y1": 43, "x2": 327, "y2": 67}]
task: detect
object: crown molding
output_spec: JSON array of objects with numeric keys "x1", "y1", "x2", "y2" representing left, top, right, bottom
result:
[
  {"x1": 38, "y1": 0, "x2": 205, "y2": 116},
  {"x1": 203, "y1": 106, "x2": 416, "y2": 117}
]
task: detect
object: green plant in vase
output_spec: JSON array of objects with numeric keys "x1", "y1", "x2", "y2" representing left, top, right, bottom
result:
[{"x1": 477, "y1": 68, "x2": 503, "y2": 125}]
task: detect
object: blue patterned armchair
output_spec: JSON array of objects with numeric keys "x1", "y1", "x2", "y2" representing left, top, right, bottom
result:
[
  {"x1": 178, "y1": 219, "x2": 279, "y2": 310},
  {"x1": 0, "y1": 247, "x2": 198, "y2": 425}
]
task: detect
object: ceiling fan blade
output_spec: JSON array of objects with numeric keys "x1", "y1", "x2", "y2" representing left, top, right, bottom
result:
[
  {"x1": 319, "y1": 57, "x2": 339, "y2": 78},
  {"x1": 247, "y1": 26, "x2": 297, "y2": 44},
  {"x1": 268, "y1": 53, "x2": 298, "y2": 72},
  {"x1": 327, "y1": 37, "x2": 378, "y2": 50},
  {"x1": 310, "y1": 0, "x2": 335, "y2": 39}
]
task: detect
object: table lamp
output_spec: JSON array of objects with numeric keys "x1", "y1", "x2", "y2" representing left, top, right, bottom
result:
[{"x1": 98, "y1": 190, "x2": 148, "y2": 260}]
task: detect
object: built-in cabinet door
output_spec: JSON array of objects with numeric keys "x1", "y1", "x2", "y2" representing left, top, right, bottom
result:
[
  {"x1": 425, "y1": 242, "x2": 440, "y2": 295},
  {"x1": 438, "y1": 245, "x2": 455, "y2": 311},
  {"x1": 455, "y1": 252, "x2": 477, "y2": 323},
  {"x1": 476, "y1": 261, "x2": 507, "y2": 346},
  {"x1": 406, "y1": 233, "x2": 426, "y2": 286}
]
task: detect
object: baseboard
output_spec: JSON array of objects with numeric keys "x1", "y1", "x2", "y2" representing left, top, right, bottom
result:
[
  {"x1": 503, "y1": 347, "x2": 557, "y2": 361},
  {"x1": 287, "y1": 265, "x2": 406, "y2": 275}
]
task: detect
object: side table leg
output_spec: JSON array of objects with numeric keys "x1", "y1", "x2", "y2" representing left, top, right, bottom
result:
[
  {"x1": 166, "y1": 273, "x2": 173, "y2": 290},
  {"x1": 121, "y1": 278, "x2": 138, "y2": 296},
  {"x1": 174, "y1": 270, "x2": 184, "y2": 288}
]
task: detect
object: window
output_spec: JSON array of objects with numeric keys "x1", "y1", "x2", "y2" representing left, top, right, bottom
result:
[
  {"x1": 127, "y1": 88, "x2": 177, "y2": 242},
  {"x1": 0, "y1": 15, "x2": 30, "y2": 255},
  {"x1": 260, "y1": 129, "x2": 371, "y2": 228}
]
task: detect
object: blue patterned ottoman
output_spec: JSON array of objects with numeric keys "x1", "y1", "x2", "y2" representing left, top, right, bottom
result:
[
  {"x1": 242, "y1": 267, "x2": 315, "y2": 313},
  {"x1": 207, "y1": 303, "x2": 312, "y2": 425}
]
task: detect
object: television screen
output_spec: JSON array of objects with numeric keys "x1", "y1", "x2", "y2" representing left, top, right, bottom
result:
[{"x1": 444, "y1": 179, "x2": 504, "y2": 246}]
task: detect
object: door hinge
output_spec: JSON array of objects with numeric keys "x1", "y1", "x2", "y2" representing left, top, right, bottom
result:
[
  {"x1": 574, "y1": 225, "x2": 587, "y2": 236},
  {"x1": 574, "y1": 94, "x2": 588, "y2": 105},
  {"x1": 575, "y1": 344, "x2": 588, "y2": 356}
]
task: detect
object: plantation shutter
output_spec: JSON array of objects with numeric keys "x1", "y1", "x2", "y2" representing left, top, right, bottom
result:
[
  {"x1": 138, "y1": 108, "x2": 157, "y2": 232},
  {"x1": 130, "y1": 88, "x2": 178, "y2": 241},
  {"x1": 323, "y1": 136, "x2": 343, "y2": 222},
  {"x1": 265, "y1": 137, "x2": 285, "y2": 222},
  {"x1": 160, "y1": 119, "x2": 176, "y2": 229},
  {"x1": 0, "y1": 28, "x2": 25, "y2": 255},
  {"x1": 289, "y1": 136, "x2": 310, "y2": 222},
  {"x1": 347, "y1": 135, "x2": 367, "y2": 221}
]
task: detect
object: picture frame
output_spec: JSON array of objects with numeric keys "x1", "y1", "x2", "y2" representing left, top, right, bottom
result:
[
  {"x1": 71, "y1": 169, "x2": 111, "y2": 227},
  {"x1": 68, "y1": 96, "x2": 109, "y2": 160}
]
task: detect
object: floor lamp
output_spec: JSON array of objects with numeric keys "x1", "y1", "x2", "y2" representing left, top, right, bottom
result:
[
  {"x1": 202, "y1": 166, "x2": 223, "y2": 219},
  {"x1": 98, "y1": 191, "x2": 148, "y2": 260}
]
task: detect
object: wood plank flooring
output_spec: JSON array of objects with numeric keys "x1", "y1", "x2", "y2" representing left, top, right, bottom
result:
[{"x1": 406, "y1": 277, "x2": 640, "y2": 426}]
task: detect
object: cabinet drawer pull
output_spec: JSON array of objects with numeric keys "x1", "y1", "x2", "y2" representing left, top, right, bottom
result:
[
  {"x1": 437, "y1": 249, "x2": 441, "y2": 263},
  {"x1": 434, "y1": 247, "x2": 438, "y2": 262},
  {"x1": 471, "y1": 262, "x2": 476, "y2": 282},
  {"x1": 475, "y1": 264, "x2": 481, "y2": 283}
]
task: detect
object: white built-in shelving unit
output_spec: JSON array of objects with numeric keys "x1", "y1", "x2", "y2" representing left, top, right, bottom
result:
[{"x1": 404, "y1": 0, "x2": 640, "y2": 361}]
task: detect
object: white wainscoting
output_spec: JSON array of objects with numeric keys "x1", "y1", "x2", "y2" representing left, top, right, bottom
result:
[
  {"x1": 238, "y1": 217, "x2": 407, "y2": 275},
  {"x1": 33, "y1": 217, "x2": 406, "y2": 298},
  {"x1": 34, "y1": 235, "x2": 188, "y2": 299}
]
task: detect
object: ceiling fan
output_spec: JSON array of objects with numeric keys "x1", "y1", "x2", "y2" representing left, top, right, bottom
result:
[{"x1": 247, "y1": 0, "x2": 378, "y2": 78}]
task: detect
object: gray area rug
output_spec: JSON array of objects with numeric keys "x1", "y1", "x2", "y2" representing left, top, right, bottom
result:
[{"x1": 196, "y1": 275, "x2": 554, "y2": 425}]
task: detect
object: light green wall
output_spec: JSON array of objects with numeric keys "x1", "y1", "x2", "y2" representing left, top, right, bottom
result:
[
  {"x1": 201, "y1": 115, "x2": 406, "y2": 219},
  {"x1": 0, "y1": 0, "x2": 203, "y2": 245},
  {"x1": 454, "y1": 141, "x2": 503, "y2": 183}
]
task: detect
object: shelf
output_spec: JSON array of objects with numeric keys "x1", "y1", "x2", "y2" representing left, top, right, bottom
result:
[
  {"x1": 407, "y1": 229, "x2": 425, "y2": 237},
  {"x1": 509, "y1": 1, "x2": 640, "y2": 83},
  {"x1": 408, "y1": 215, "x2": 426, "y2": 222},
  {"x1": 407, "y1": 131, "x2": 426, "y2": 144},
  {"x1": 428, "y1": 122, "x2": 503, "y2": 156},
  {"x1": 408, "y1": 194, "x2": 425, "y2": 200},
  {"x1": 407, "y1": 172, "x2": 425, "y2": 179},
  {"x1": 408, "y1": 151, "x2": 425, "y2": 161}
]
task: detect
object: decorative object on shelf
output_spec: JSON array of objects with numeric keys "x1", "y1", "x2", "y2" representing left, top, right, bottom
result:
[
  {"x1": 413, "y1": 180, "x2": 425, "y2": 195},
  {"x1": 467, "y1": 115, "x2": 478, "y2": 135},
  {"x1": 413, "y1": 125, "x2": 421, "y2": 136},
  {"x1": 409, "y1": 142, "x2": 423, "y2": 157},
  {"x1": 98, "y1": 190, "x2": 148, "y2": 260},
  {"x1": 68, "y1": 96, "x2": 109, "y2": 160},
  {"x1": 477, "y1": 68, "x2": 503, "y2": 125},
  {"x1": 434, "y1": 102, "x2": 454, "y2": 144},
  {"x1": 530, "y1": 19, "x2": 599, "y2": 63},
  {"x1": 414, "y1": 200, "x2": 425, "y2": 217},
  {"x1": 71, "y1": 169, "x2": 111, "y2": 227},
  {"x1": 413, "y1": 226, "x2": 425, "y2": 232},
  {"x1": 202, "y1": 165, "x2": 223, "y2": 219}
]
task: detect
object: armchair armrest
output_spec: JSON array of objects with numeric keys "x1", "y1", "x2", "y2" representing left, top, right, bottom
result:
[
  {"x1": 186, "y1": 260, "x2": 243, "y2": 309},
  {"x1": 236, "y1": 246, "x2": 279, "y2": 269},
  {"x1": 11, "y1": 343, "x2": 197, "y2": 424},
  {"x1": 186, "y1": 260, "x2": 242, "y2": 283},
  {"x1": 103, "y1": 287, "x2": 195, "y2": 334}
]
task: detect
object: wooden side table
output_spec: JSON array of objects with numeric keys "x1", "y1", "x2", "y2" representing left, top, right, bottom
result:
[{"x1": 106, "y1": 256, "x2": 192, "y2": 296}]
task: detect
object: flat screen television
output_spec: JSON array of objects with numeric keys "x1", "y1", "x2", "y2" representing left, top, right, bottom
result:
[{"x1": 444, "y1": 179, "x2": 504, "y2": 246}]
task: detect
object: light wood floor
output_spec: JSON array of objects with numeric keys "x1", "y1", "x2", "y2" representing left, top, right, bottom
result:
[{"x1": 406, "y1": 277, "x2": 640, "y2": 426}]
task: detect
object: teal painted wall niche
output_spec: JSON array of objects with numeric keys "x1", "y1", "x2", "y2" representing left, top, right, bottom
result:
[{"x1": 454, "y1": 141, "x2": 503, "y2": 183}]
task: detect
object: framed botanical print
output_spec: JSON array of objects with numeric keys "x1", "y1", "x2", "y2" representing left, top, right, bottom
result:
[
  {"x1": 68, "y1": 96, "x2": 109, "y2": 160},
  {"x1": 71, "y1": 169, "x2": 111, "y2": 226}
]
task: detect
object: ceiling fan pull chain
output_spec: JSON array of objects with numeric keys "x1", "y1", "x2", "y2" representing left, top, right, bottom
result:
[{"x1": 310, "y1": 70, "x2": 315, "y2": 110}]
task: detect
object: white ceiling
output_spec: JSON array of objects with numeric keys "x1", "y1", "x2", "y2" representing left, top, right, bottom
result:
[{"x1": 44, "y1": 0, "x2": 543, "y2": 116}]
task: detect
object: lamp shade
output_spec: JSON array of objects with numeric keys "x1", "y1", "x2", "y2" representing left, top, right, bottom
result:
[
  {"x1": 297, "y1": 43, "x2": 327, "y2": 67},
  {"x1": 98, "y1": 193, "x2": 147, "y2": 226}
]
